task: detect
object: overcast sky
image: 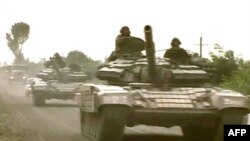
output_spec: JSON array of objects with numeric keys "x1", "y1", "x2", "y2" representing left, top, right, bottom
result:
[{"x1": 0, "y1": 0, "x2": 250, "y2": 64}]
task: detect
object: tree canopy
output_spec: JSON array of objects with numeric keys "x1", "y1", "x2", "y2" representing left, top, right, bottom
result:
[
  {"x1": 66, "y1": 50, "x2": 102, "y2": 79},
  {"x1": 209, "y1": 44, "x2": 239, "y2": 84},
  {"x1": 6, "y1": 22, "x2": 30, "y2": 64},
  {"x1": 222, "y1": 61, "x2": 250, "y2": 95}
]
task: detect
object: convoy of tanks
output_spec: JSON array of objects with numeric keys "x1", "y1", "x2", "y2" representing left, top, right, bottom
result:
[{"x1": 1, "y1": 25, "x2": 249, "y2": 141}]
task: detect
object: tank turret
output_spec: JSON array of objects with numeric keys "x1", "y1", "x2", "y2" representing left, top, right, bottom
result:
[
  {"x1": 37, "y1": 53, "x2": 87, "y2": 83},
  {"x1": 96, "y1": 25, "x2": 210, "y2": 87}
]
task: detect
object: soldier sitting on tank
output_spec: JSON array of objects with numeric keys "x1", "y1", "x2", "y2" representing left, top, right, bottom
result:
[
  {"x1": 53, "y1": 53, "x2": 66, "y2": 68},
  {"x1": 115, "y1": 26, "x2": 131, "y2": 52},
  {"x1": 108, "y1": 26, "x2": 145, "y2": 61},
  {"x1": 164, "y1": 38, "x2": 190, "y2": 64}
]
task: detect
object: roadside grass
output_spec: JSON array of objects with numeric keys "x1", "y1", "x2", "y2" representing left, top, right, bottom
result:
[{"x1": 0, "y1": 96, "x2": 40, "y2": 141}]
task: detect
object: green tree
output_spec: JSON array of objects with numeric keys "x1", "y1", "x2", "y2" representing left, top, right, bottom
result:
[
  {"x1": 6, "y1": 22, "x2": 30, "y2": 64},
  {"x1": 66, "y1": 50, "x2": 102, "y2": 80},
  {"x1": 66, "y1": 50, "x2": 88, "y2": 65},
  {"x1": 209, "y1": 43, "x2": 239, "y2": 84},
  {"x1": 222, "y1": 61, "x2": 250, "y2": 95}
]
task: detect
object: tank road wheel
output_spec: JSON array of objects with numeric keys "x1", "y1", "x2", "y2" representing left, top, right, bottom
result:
[
  {"x1": 96, "y1": 106, "x2": 129, "y2": 141},
  {"x1": 213, "y1": 109, "x2": 248, "y2": 141},
  {"x1": 32, "y1": 92, "x2": 45, "y2": 106},
  {"x1": 80, "y1": 106, "x2": 129, "y2": 141}
]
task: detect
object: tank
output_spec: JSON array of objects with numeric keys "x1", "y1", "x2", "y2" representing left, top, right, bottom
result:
[
  {"x1": 77, "y1": 25, "x2": 249, "y2": 141},
  {"x1": 31, "y1": 53, "x2": 87, "y2": 106}
]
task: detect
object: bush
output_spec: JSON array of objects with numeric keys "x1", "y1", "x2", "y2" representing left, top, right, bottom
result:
[{"x1": 222, "y1": 61, "x2": 250, "y2": 96}]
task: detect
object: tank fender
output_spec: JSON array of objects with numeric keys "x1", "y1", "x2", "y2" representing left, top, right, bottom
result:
[
  {"x1": 96, "y1": 93, "x2": 133, "y2": 112},
  {"x1": 77, "y1": 84, "x2": 133, "y2": 113},
  {"x1": 210, "y1": 90, "x2": 250, "y2": 112}
]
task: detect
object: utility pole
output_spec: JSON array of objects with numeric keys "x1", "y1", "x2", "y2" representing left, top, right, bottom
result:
[{"x1": 195, "y1": 34, "x2": 207, "y2": 57}]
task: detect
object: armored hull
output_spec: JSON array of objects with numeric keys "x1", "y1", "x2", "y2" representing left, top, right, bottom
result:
[
  {"x1": 79, "y1": 73, "x2": 249, "y2": 141},
  {"x1": 32, "y1": 80, "x2": 83, "y2": 106}
]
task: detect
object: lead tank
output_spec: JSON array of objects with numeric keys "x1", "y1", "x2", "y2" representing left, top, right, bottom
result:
[{"x1": 78, "y1": 25, "x2": 249, "y2": 141}]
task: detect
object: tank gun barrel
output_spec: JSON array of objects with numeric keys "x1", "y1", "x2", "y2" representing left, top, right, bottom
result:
[{"x1": 144, "y1": 25, "x2": 157, "y2": 82}]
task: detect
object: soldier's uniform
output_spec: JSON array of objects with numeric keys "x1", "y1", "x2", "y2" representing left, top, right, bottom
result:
[
  {"x1": 164, "y1": 38, "x2": 189, "y2": 63},
  {"x1": 115, "y1": 34, "x2": 131, "y2": 53},
  {"x1": 53, "y1": 53, "x2": 66, "y2": 68},
  {"x1": 164, "y1": 47, "x2": 189, "y2": 60},
  {"x1": 115, "y1": 26, "x2": 131, "y2": 52}
]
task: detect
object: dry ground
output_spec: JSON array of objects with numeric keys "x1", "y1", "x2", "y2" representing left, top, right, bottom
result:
[{"x1": 0, "y1": 95, "x2": 40, "y2": 141}]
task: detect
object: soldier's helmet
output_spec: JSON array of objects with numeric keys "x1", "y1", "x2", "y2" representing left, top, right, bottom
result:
[
  {"x1": 120, "y1": 26, "x2": 130, "y2": 35},
  {"x1": 171, "y1": 38, "x2": 181, "y2": 46}
]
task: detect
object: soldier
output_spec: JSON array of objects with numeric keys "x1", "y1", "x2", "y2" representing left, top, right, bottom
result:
[
  {"x1": 108, "y1": 26, "x2": 131, "y2": 61},
  {"x1": 115, "y1": 26, "x2": 131, "y2": 51},
  {"x1": 108, "y1": 26, "x2": 145, "y2": 61},
  {"x1": 164, "y1": 38, "x2": 190, "y2": 63},
  {"x1": 53, "y1": 53, "x2": 66, "y2": 68}
]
